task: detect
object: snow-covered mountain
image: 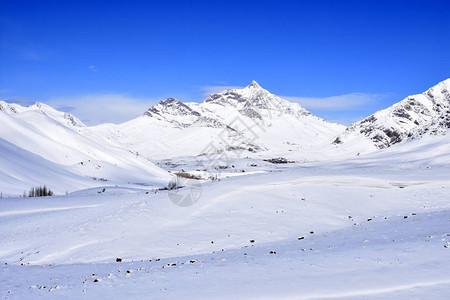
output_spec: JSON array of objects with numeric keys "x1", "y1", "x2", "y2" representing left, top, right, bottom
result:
[
  {"x1": 0, "y1": 100, "x2": 85, "y2": 127},
  {"x1": 90, "y1": 81, "x2": 345, "y2": 160},
  {"x1": 333, "y1": 79, "x2": 450, "y2": 154},
  {"x1": 2, "y1": 81, "x2": 450, "y2": 299},
  {"x1": 0, "y1": 102, "x2": 171, "y2": 195},
  {"x1": 193, "y1": 81, "x2": 345, "y2": 155},
  {"x1": 2, "y1": 79, "x2": 449, "y2": 195}
]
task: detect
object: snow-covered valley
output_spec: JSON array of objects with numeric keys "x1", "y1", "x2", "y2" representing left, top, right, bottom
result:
[
  {"x1": 1, "y1": 153, "x2": 450, "y2": 299},
  {"x1": 1, "y1": 79, "x2": 450, "y2": 299}
]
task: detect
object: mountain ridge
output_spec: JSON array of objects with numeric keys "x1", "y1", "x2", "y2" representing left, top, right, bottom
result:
[
  {"x1": 98, "y1": 81, "x2": 345, "y2": 159},
  {"x1": 0, "y1": 100, "x2": 85, "y2": 127},
  {"x1": 333, "y1": 78, "x2": 450, "y2": 153},
  {"x1": 1, "y1": 79, "x2": 449, "y2": 194}
]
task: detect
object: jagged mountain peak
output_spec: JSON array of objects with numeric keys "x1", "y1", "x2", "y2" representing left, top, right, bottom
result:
[
  {"x1": 144, "y1": 97, "x2": 200, "y2": 119},
  {"x1": 135, "y1": 81, "x2": 341, "y2": 142},
  {"x1": 202, "y1": 81, "x2": 314, "y2": 120},
  {"x1": 204, "y1": 81, "x2": 273, "y2": 106},
  {"x1": 246, "y1": 80, "x2": 262, "y2": 89},
  {"x1": 159, "y1": 97, "x2": 182, "y2": 106}
]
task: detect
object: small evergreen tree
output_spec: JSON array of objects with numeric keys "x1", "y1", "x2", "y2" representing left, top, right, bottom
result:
[{"x1": 28, "y1": 186, "x2": 54, "y2": 197}]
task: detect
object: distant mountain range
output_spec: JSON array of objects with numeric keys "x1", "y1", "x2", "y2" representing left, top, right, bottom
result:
[{"x1": 1, "y1": 79, "x2": 448, "y2": 195}]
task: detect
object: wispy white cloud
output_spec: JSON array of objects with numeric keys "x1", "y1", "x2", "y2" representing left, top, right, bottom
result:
[
  {"x1": 46, "y1": 94, "x2": 159, "y2": 126},
  {"x1": 88, "y1": 65, "x2": 97, "y2": 72},
  {"x1": 326, "y1": 115, "x2": 370, "y2": 126},
  {"x1": 282, "y1": 93, "x2": 390, "y2": 111},
  {"x1": 199, "y1": 85, "x2": 244, "y2": 98}
]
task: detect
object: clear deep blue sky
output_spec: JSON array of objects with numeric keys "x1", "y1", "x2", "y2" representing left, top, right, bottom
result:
[{"x1": 1, "y1": 0, "x2": 449, "y2": 124}]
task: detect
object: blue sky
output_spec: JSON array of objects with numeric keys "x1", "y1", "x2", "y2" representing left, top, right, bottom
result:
[{"x1": 1, "y1": 0, "x2": 449, "y2": 125}]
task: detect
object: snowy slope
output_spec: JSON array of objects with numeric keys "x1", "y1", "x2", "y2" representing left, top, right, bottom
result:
[
  {"x1": 359, "y1": 129, "x2": 450, "y2": 167},
  {"x1": 3, "y1": 209, "x2": 449, "y2": 299},
  {"x1": 0, "y1": 106, "x2": 171, "y2": 195},
  {"x1": 89, "y1": 81, "x2": 345, "y2": 160},
  {"x1": 0, "y1": 138, "x2": 97, "y2": 196},
  {"x1": 1, "y1": 126, "x2": 449, "y2": 265},
  {"x1": 1, "y1": 151, "x2": 449, "y2": 298},
  {"x1": 333, "y1": 79, "x2": 450, "y2": 155}
]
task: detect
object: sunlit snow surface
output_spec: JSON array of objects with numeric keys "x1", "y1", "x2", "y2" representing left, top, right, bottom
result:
[
  {"x1": 1, "y1": 134, "x2": 450, "y2": 299},
  {"x1": 1, "y1": 80, "x2": 450, "y2": 298}
]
